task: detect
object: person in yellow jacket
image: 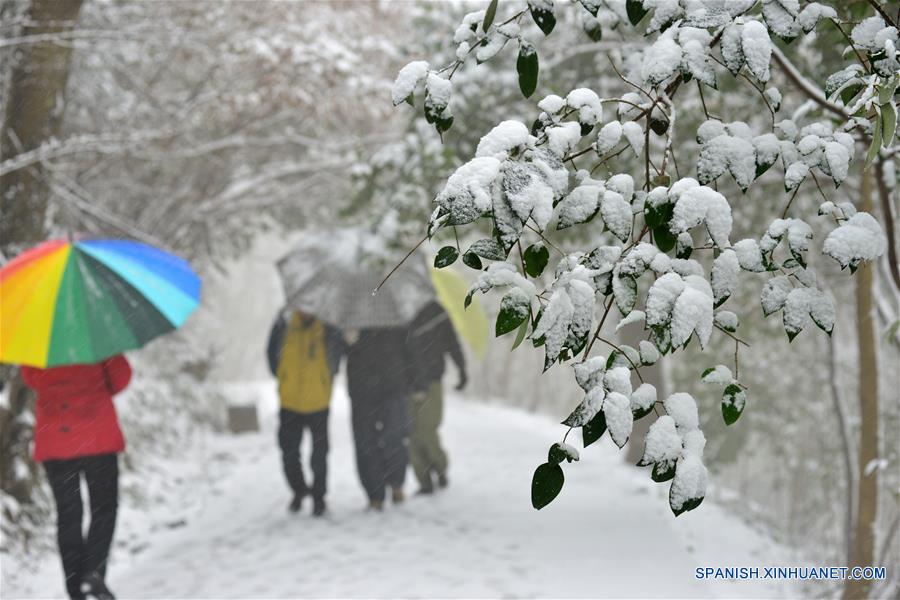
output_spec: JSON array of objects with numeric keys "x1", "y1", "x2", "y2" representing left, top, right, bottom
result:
[{"x1": 266, "y1": 309, "x2": 346, "y2": 516}]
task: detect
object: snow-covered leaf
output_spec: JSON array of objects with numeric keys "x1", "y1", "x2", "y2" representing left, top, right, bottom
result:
[{"x1": 603, "y1": 391, "x2": 633, "y2": 448}]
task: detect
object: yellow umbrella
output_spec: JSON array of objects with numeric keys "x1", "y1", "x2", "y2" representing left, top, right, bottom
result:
[{"x1": 429, "y1": 266, "x2": 489, "y2": 359}]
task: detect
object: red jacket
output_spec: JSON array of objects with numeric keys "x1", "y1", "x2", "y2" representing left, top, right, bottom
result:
[{"x1": 22, "y1": 355, "x2": 131, "y2": 462}]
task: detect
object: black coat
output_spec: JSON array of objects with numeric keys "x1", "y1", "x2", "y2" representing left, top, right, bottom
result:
[
  {"x1": 405, "y1": 301, "x2": 466, "y2": 393},
  {"x1": 346, "y1": 327, "x2": 415, "y2": 401}
]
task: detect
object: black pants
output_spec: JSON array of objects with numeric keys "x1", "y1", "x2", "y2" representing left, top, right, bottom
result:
[
  {"x1": 44, "y1": 453, "x2": 118, "y2": 599},
  {"x1": 350, "y1": 393, "x2": 408, "y2": 503},
  {"x1": 278, "y1": 408, "x2": 329, "y2": 501}
]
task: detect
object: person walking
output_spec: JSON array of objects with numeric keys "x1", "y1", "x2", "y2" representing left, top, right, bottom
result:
[
  {"x1": 22, "y1": 355, "x2": 132, "y2": 600},
  {"x1": 345, "y1": 327, "x2": 414, "y2": 511},
  {"x1": 406, "y1": 301, "x2": 467, "y2": 494},
  {"x1": 267, "y1": 309, "x2": 345, "y2": 516}
]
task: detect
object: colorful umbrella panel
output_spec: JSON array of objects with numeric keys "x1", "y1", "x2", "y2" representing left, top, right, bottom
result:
[{"x1": 1, "y1": 239, "x2": 201, "y2": 368}]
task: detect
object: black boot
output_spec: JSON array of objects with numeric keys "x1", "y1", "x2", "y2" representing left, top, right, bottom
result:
[
  {"x1": 313, "y1": 498, "x2": 327, "y2": 517},
  {"x1": 288, "y1": 491, "x2": 306, "y2": 513},
  {"x1": 82, "y1": 571, "x2": 115, "y2": 600}
]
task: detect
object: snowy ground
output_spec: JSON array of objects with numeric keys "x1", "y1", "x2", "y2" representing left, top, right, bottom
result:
[{"x1": 3, "y1": 381, "x2": 799, "y2": 599}]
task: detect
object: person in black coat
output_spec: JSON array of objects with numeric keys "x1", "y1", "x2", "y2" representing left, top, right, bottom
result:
[
  {"x1": 405, "y1": 301, "x2": 466, "y2": 494},
  {"x1": 345, "y1": 327, "x2": 415, "y2": 510}
]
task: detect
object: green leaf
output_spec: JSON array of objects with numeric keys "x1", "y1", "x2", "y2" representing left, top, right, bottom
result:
[
  {"x1": 722, "y1": 383, "x2": 746, "y2": 425},
  {"x1": 644, "y1": 198, "x2": 673, "y2": 229},
  {"x1": 496, "y1": 290, "x2": 530, "y2": 336},
  {"x1": 548, "y1": 443, "x2": 567, "y2": 465},
  {"x1": 482, "y1": 0, "x2": 499, "y2": 32},
  {"x1": 866, "y1": 114, "x2": 882, "y2": 170},
  {"x1": 462, "y1": 251, "x2": 483, "y2": 270},
  {"x1": 671, "y1": 495, "x2": 704, "y2": 517},
  {"x1": 755, "y1": 160, "x2": 774, "y2": 179},
  {"x1": 652, "y1": 226, "x2": 677, "y2": 253},
  {"x1": 840, "y1": 83, "x2": 864, "y2": 106},
  {"x1": 582, "y1": 410, "x2": 607, "y2": 447},
  {"x1": 882, "y1": 103, "x2": 896, "y2": 148},
  {"x1": 583, "y1": 18, "x2": 602, "y2": 42},
  {"x1": 517, "y1": 41, "x2": 539, "y2": 99},
  {"x1": 464, "y1": 290, "x2": 475, "y2": 309},
  {"x1": 626, "y1": 0, "x2": 648, "y2": 26},
  {"x1": 523, "y1": 243, "x2": 550, "y2": 277},
  {"x1": 531, "y1": 462, "x2": 564, "y2": 509},
  {"x1": 632, "y1": 403, "x2": 654, "y2": 420},
  {"x1": 434, "y1": 246, "x2": 459, "y2": 268},
  {"x1": 651, "y1": 460, "x2": 676, "y2": 482},
  {"x1": 649, "y1": 116, "x2": 669, "y2": 136},
  {"x1": 511, "y1": 318, "x2": 529, "y2": 350},
  {"x1": 530, "y1": 4, "x2": 556, "y2": 35}
]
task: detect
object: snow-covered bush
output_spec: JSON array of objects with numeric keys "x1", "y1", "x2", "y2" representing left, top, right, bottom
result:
[{"x1": 393, "y1": 0, "x2": 894, "y2": 516}]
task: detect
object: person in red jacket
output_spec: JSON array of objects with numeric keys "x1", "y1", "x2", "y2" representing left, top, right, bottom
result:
[{"x1": 22, "y1": 354, "x2": 131, "y2": 600}]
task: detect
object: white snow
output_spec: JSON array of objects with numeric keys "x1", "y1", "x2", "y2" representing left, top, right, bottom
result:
[
  {"x1": 631, "y1": 382, "x2": 658, "y2": 413},
  {"x1": 603, "y1": 366, "x2": 633, "y2": 398},
  {"x1": 595, "y1": 121, "x2": 623, "y2": 155},
  {"x1": 701, "y1": 365, "x2": 733, "y2": 385},
  {"x1": 670, "y1": 275, "x2": 714, "y2": 349},
  {"x1": 642, "y1": 32, "x2": 682, "y2": 86},
  {"x1": 603, "y1": 391, "x2": 634, "y2": 448},
  {"x1": 646, "y1": 272, "x2": 685, "y2": 327},
  {"x1": 438, "y1": 156, "x2": 502, "y2": 220},
  {"x1": 622, "y1": 121, "x2": 645, "y2": 156},
  {"x1": 711, "y1": 249, "x2": 739, "y2": 305},
  {"x1": 642, "y1": 415, "x2": 682, "y2": 465},
  {"x1": 600, "y1": 190, "x2": 633, "y2": 242},
  {"x1": 566, "y1": 88, "x2": 603, "y2": 126},
  {"x1": 714, "y1": 310, "x2": 739, "y2": 331},
  {"x1": 392, "y1": 60, "x2": 429, "y2": 105},
  {"x1": 670, "y1": 454, "x2": 708, "y2": 513},
  {"x1": 823, "y1": 141, "x2": 850, "y2": 185},
  {"x1": 476, "y1": 120, "x2": 531, "y2": 160},
  {"x1": 2, "y1": 381, "x2": 793, "y2": 599},
  {"x1": 670, "y1": 185, "x2": 732, "y2": 248},
  {"x1": 538, "y1": 94, "x2": 565, "y2": 114},
  {"x1": 664, "y1": 392, "x2": 700, "y2": 432},
  {"x1": 740, "y1": 20, "x2": 772, "y2": 83},
  {"x1": 823, "y1": 212, "x2": 886, "y2": 268},
  {"x1": 784, "y1": 161, "x2": 808, "y2": 191},
  {"x1": 545, "y1": 122, "x2": 582, "y2": 157},
  {"x1": 639, "y1": 340, "x2": 660, "y2": 366},
  {"x1": 761, "y1": 275, "x2": 792, "y2": 316}
]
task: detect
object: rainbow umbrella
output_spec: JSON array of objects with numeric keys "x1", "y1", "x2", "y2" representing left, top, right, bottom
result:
[{"x1": 1, "y1": 239, "x2": 201, "y2": 368}]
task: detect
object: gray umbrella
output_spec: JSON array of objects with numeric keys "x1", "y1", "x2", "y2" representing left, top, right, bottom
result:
[{"x1": 277, "y1": 229, "x2": 434, "y2": 329}]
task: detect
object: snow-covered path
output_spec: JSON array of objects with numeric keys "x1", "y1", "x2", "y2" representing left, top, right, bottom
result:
[{"x1": 4, "y1": 383, "x2": 792, "y2": 598}]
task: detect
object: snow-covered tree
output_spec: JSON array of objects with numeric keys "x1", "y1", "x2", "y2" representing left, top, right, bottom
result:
[{"x1": 393, "y1": 0, "x2": 893, "y2": 540}]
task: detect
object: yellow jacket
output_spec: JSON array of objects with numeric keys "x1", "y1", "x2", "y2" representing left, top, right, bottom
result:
[{"x1": 274, "y1": 313, "x2": 333, "y2": 414}]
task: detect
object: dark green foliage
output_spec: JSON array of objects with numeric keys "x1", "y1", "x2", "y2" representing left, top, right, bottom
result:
[
  {"x1": 530, "y1": 3, "x2": 556, "y2": 35},
  {"x1": 462, "y1": 251, "x2": 483, "y2": 270},
  {"x1": 482, "y1": 0, "x2": 498, "y2": 32},
  {"x1": 722, "y1": 383, "x2": 746, "y2": 425},
  {"x1": 582, "y1": 410, "x2": 606, "y2": 447},
  {"x1": 531, "y1": 462, "x2": 564, "y2": 509},
  {"x1": 626, "y1": 0, "x2": 647, "y2": 26},
  {"x1": 523, "y1": 243, "x2": 550, "y2": 277},
  {"x1": 434, "y1": 246, "x2": 459, "y2": 268},
  {"x1": 517, "y1": 41, "x2": 539, "y2": 98}
]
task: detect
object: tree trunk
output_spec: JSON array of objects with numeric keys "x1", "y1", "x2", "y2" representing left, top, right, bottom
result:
[
  {"x1": 843, "y1": 168, "x2": 880, "y2": 600},
  {"x1": 0, "y1": 0, "x2": 84, "y2": 505},
  {"x1": 0, "y1": 0, "x2": 84, "y2": 249}
]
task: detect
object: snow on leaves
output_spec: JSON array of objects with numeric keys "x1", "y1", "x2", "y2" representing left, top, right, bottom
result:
[
  {"x1": 397, "y1": 0, "x2": 890, "y2": 517},
  {"x1": 823, "y1": 212, "x2": 887, "y2": 271}
]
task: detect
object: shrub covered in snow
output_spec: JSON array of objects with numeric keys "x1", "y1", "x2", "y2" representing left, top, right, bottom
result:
[{"x1": 393, "y1": 0, "x2": 893, "y2": 516}]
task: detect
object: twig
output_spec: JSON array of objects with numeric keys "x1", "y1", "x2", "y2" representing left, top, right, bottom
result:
[
  {"x1": 524, "y1": 223, "x2": 565, "y2": 256},
  {"x1": 596, "y1": 336, "x2": 645, "y2": 383},
  {"x1": 373, "y1": 234, "x2": 428, "y2": 294}
]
